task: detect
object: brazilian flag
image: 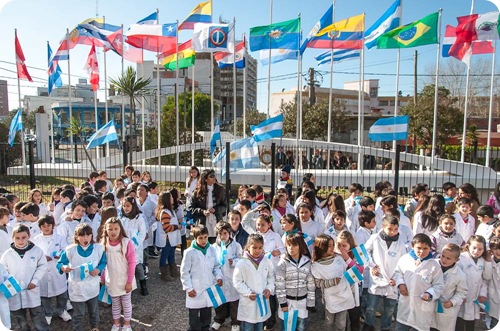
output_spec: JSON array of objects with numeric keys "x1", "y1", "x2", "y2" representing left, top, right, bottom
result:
[{"x1": 377, "y1": 12, "x2": 439, "y2": 49}]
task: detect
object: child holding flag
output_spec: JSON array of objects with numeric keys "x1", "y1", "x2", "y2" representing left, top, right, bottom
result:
[
  {"x1": 0, "y1": 261, "x2": 11, "y2": 329},
  {"x1": 57, "y1": 223, "x2": 106, "y2": 331},
  {"x1": 1, "y1": 224, "x2": 49, "y2": 331}
]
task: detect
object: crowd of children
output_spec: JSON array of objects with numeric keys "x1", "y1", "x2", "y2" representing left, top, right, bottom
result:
[{"x1": 0, "y1": 166, "x2": 500, "y2": 331}]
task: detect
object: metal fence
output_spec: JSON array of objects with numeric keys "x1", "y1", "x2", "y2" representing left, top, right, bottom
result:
[{"x1": 1, "y1": 138, "x2": 499, "y2": 203}]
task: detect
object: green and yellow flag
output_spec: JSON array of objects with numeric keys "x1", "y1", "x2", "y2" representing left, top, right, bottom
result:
[
  {"x1": 162, "y1": 48, "x2": 195, "y2": 70},
  {"x1": 377, "y1": 11, "x2": 439, "y2": 49}
]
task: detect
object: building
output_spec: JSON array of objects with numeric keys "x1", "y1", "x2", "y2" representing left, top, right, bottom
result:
[{"x1": 0, "y1": 80, "x2": 9, "y2": 117}]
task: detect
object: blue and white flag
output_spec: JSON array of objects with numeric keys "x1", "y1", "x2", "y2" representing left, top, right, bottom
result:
[
  {"x1": 131, "y1": 231, "x2": 140, "y2": 248},
  {"x1": 192, "y1": 23, "x2": 234, "y2": 52},
  {"x1": 256, "y1": 294, "x2": 269, "y2": 317},
  {"x1": 251, "y1": 114, "x2": 284, "y2": 143},
  {"x1": 351, "y1": 244, "x2": 370, "y2": 266},
  {"x1": 368, "y1": 115, "x2": 409, "y2": 142},
  {"x1": 364, "y1": 0, "x2": 401, "y2": 49},
  {"x1": 77, "y1": 261, "x2": 94, "y2": 280},
  {"x1": 219, "y1": 240, "x2": 228, "y2": 266},
  {"x1": 48, "y1": 42, "x2": 63, "y2": 95},
  {"x1": 344, "y1": 266, "x2": 363, "y2": 285},
  {"x1": 436, "y1": 299, "x2": 444, "y2": 313},
  {"x1": 212, "y1": 137, "x2": 260, "y2": 172},
  {"x1": 303, "y1": 233, "x2": 314, "y2": 247},
  {"x1": 206, "y1": 284, "x2": 227, "y2": 309},
  {"x1": 137, "y1": 12, "x2": 158, "y2": 25},
  {"x1": 315, "y1": 49, "x2": 360, "y2": 67},
  {"x1": 260, "y1": 48, "x2": 298, "y2": 66},
  {"x1": 474, "y1": 299, "x2": 490, "y2": 313},
  {"x1": 284, "y1": 310, "x2": 298, "y2": 331},
  {"x1": 0, "y1": 276, "x2": 22, "y2": 299},
  {"x1": 86, "y1": 119, "x2": 119, "y2": 149},
  {"x1": 8, "y1": 109, "x2": 23, "y2": 147},
  {"x1": 210, "y1": 119, "x2": 221, "y2": 157},
  {"x1": 98, "y1": 285, "x2": 112, "y2": 304},
  {"x1": 52, "y1": 249, "x2": 64, "y2": 258}
]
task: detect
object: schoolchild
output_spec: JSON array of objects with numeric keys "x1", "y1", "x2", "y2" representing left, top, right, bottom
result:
[
  {"x1": 54, "y1": 189, "x2": 75, "y2": 224},
  {"x1": 20, "y1": 202, "x2": 41, "y2": 238},
  {"x1": 344, "y1": 183, "x2": 363, "y2": 233},
  {"x1": 324, "y1": 210, "x2": 348, "y2": 240},
  {"x1": 297, "y1": 203, "x2": 322, "y2": 254},
  {"x1": 430, "y1": 214, "x2": 465, "y2": 256},
  {"x1": 29, "y1": 188, "x2": 49, "y2": 216},
  {"x1": 488, "y1": 236, "x2": 500, "y2": 329},
  {"x1": 454, "y1": 197, "x2": 476, "y2": 243},
  {"x1": 56, "y1": 200, "x2": 88, "y2": 245},
  {"x1": 228, "y1": 210, "x2": 249, "y2": 249},
  {"x1": 238, "y1": 199, "x2": 256, "y2": 235},
  {"x1": 476, "y1": 205, "x2": 497, "y2": 240},
  {"x1": 0, "y1": 207, "x2": 13, "y2": 256}
]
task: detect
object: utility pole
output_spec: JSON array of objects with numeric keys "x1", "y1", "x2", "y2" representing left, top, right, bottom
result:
[{"x1": 308, "y1": 67, "x2": 316, "y2": 106}]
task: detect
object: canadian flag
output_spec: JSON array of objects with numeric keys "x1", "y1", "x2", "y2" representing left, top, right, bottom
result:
[
  {"x1": 15, "y1": 32, "x2": 33, "y2": 82},
  {"x1": 84, "y1": 44, "x2": 99, "y2": 92}
]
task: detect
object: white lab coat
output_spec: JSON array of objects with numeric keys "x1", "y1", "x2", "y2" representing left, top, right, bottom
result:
[
  {"x1": 65, "y1": 243, "x2": 105, "y2": 302},
  {"x1": 457, "y1": 252, "x2": 492, "y2": 320},
  {"x1": 271, "y1": 209, "x2": 285, "y2": 237},
  {"x1": 394, "y1": 255, "x2": 444, "y2": 331},
  {"x1": 1, "y1": 243, "x2": 47, "y2": 310},
  {"x1": 32, "y1": 233, "x2": 68, "y2": 297},
  {"x1": 488, "y1": 258, "x2": 500, "y2": 320},
  {"x1": 345, "y1": 197, "x2": 362, "y2": 234},
  {"x1": 311, "y1": 255, "x2": 355, "y2": 314},
  {"x1": 155, "y1": 209, "x2": 181, "y2": 248},
  {"x1": 354, "y1": 227, "x2": 373, "y2": 289},
  {"x1": 137, "y1": 197, "x2": 157, "y2": 247},
  {"x1": 430, "y1": 228, "x2": 464, "y2": 256},
  {"x1": 233, "y1": 256, "x2": 275, "y2": 323},
  {"x1": 0, "y1": 226, "x2": 12, "y2": 257},
  {"x1": 0, "y1": 263, "x2": 11, "y2": 329},
  {"x1": 431, "y1": 262, "x2": 467, "y2": 331},
  {"x1": 300, "y1": 219, "x2": 322, "y2": 253},
  {"x1": 185, "y1": 177, "x2": 198, "y2": 209},
  {"x1": 120, "y1": 213, "x2": 147, "y2": 265},
  {"x1": 365, "y1": 231, "x2": 409, "y2": 300},
  {"x1": 260, "y1": 230, "x2": 285, "y2": 269},
  {"x1": 412, "y1": 211, "x2": 437, "y2": 238},
  {"x1": 213, "y1": 240, "x2": 242, "y2": 302},
  {"x1": 180, "y1": 245, "x2": 222, "y2": 309},
  {"x1": 454, "y1": 212, "x2": 476, "y2": 243}
]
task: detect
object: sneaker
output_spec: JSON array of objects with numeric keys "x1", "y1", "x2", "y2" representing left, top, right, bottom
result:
[
  {"x1": 122, "y1": 326, "x2": 132, "y2": 331},
  {"x1": 144, "y1": 266, "x2": 149, "y2": 279},
  {"x1": 45, "y1": 316, "x2": 52, "y2": 325},
  {"x1": 148, "y1": 249, "x2": 159, "y2": 258},
  {"x1": 66, "y1": 301, "x2": 73, "y2": 311},
  {"x1": 231, "y1": 326, "x2": 240, "y2": 331},
  {"x1": 111, "y1": 325, "x2": 121, "y2": 331},
  {"x1": 211, "y1": 322, "x2": 221, "y2": 331},
  {"x1": 59, "y1": 310, "x2": 72, "y2": 322}
]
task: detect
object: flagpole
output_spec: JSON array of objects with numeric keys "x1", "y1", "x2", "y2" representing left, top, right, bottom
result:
[
  {"x1": 360, "y1": 24, "x2": 365, "y2": 171},
  {"x1": 47, "y1": 41, "x2": 56, "y2": 164},
  {"x1": 175, "y1": 20, "x2": 180, "y2": 167},
  {"x1": 327, "y1": 0, "x2": 336, "y2": 145},
  {"x1": 211, "y1": 53, "x2": 214, "y2": 134},
  {"x1": 157, "y1": 8, "x2": 161, "y2": 166},
  {"x1": 67, "y1": 28, "x2": 74, "y2": 164},
  {"x1": 430, "y1": 9, "x2": 443, "y2": 171},
  {"x1": 267, "y1": 0, "x2": 273, "y2": 119},
  {"x1": 486, "y1": 39, "x2": 496, "y2": 167},
  {"x1": 461, "y1": 0, "x2": 475, "y2": 162},
  {"x1": 94, "y1": 89, "x2": 99, "y2": 159},
  {"x1": 358, "y1": 16, "x2": 365, "y2": 172},
  {"x1": 232, "y1": 17, "x2": 237, "y2": 140},
  {"x1": 120, "y1": 23, "x2": 126, "y2": 160},
  {"x1": 191, "y1": 64, "x2": 195, "y2": 165},
  {"x1": 296, "y1": 29, "x2": 301, "y2": 170},
  {"x1": 141, "y1": 61, "x2": 145, "y2": 166},
  {"x1": 243, "y1": 33, "x2": 247, "y2": 138},
  {"x1": 15, "y1": 29, "x2": 26, "y2": 167},
  {"x1": 392, "y1": 48, "x2": 401, "y2": 168},
  {"x1": 103, "y1": 19, "x2": 109, "y2": 157}
]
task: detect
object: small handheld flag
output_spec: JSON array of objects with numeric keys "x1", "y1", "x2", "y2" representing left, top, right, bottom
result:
[
  {"x1": 131, "y1": 231, "x2": 140, "y2": 248},
  {"x1": 98, "y1": 285, "x2": 112, "y2": 304},
  {"x1": 256, "y1": 294, "x2": 269, "y2": 317},
  {"x1": 0, "y1": 276, "x2": 23, "y2": 299},
  {"x1": 436, "y1": 299, "x2": 444, "y2": 313},
  {"x1": 351, "y1": 244, "x2": 370, "y2": 266},
  {"x1": 474, "y1": 299, "x2": 490, "y2": 313},
  {"x1": 78, "y1": 261, "x2": 94, "y2": 280},
  {"x1": 52, "y1": 249, "x2": 64, "y2": 258},
  {"x1": 344, "y1": 267, "x2": 364, "y2": 285},
  {"x1": 206, "y1": 284, "x2": 227, "y2": 309},
  {"x1": 303, "y1": 233, "x2": 314, "y2": 247},
  {"x1": 283, "y1": 310, "x2": 298, "y2": 331},
  {"x1": 219, "y1": 240, "x2": 228, "y2": 266}
]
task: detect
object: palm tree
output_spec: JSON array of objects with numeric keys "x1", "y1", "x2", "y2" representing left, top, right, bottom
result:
[
  {"x1": 66, "y1": 117, "x2": 96, "y2": 170},
  {"x1": 110, "y1": 66, "x2": 152, "y2": 145}
]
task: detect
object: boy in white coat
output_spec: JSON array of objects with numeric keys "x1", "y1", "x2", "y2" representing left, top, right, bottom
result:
[
  {"x1": 488, "y1": 236, "x2": 500, "y2": 329},
  {"x1": 180, "y1": 225, "x2": 223, "y2": 331},
  {"x1": 211, "y1": 222, "x2": 243, "y2": 331},
  {"x1": 0, "y1": 207, "x2": 13, "y2": 256},
  {"x1": 394, "y1": 233, "x2": 444, "y2": 331},
  {"x1": 1, "y1": 224, "x2": 49, "y2": 331},
  {"x1": 431, "y1": 243, "x2": 467, "y2": 331}
]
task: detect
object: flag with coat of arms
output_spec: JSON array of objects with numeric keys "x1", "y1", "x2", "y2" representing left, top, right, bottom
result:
[
  {"x1": 0, "y1": 276, "x2": 23, "y2": 299},
  {"x1": 344, "y1": 266, "x2": 364, "y2": 285},
  {"x1": 351, "y1": 244, "x2": 370, "y2": 266}
]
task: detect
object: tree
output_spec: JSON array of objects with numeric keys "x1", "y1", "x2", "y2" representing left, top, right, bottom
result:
[
  {"x1": 234, "y1": 109, "x2": 267, "y2": 137},
  {"x1": 110, "y1": 66, "x2": 152, "y2": 144},
  {"x1": 66, "y1": 117, "x2": 96, "y2": 170},
  {"x1": 400, "y1": 84, "x2": 463, "y2": 150},
  {"x1": 280, "y1": 98, "x2": 348, "y2": 141}
]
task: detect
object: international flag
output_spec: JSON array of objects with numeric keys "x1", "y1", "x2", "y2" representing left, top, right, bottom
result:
[
  {"x1": 77, "y1": 261, "x2": 94, "y2": 280},
  {"x1": 206, "y1": 284, "x2": 227, "y2": 308},
  {"x1": 256, "y1": 294, "x2": 269, "y2": 317},
  {"x1": 260, "y1": 48, "x2": 297, "y2": 66},
  {"x1": 210, "y1": 118, "x2": 221, "y2": 157},
  {"x1": 474, "y1": 299, "x2": 490, "y2": 313},
  {"x1": 249, "y1": 18, "x2": 301, "y2": 52},
  {"x1": 344, "y1": 266, "x2": 364, "y2": 285},
  {"x1": 47, "y1": 42, "x2": 63, "y2": 94},
  {"x1": 86, "y1": 119, "x2": 119, "y2": 149},
  {"x1": 125, "y1": 23, "x2": 177, "y2": 53},
  {"x1": 106, "y1": 28, "x2": 144, "y2": 64},
  {"x1": 214, "y1": 39, "x2": 245, "y2": 69},
  {"x1": 377, "y1": 12, "x2": 439, "y2": 49},
  {"x1": 0, "y1": 276, "x2": 22, "y2": 299},
  {"x1": 250, "y1": 114, "x2": 283, "y2": 143},
  {"x1": 301, "y1": 11, "x2": 364, "y2": 52},
  {"x1": 351, "y1": 244, "x2": 370, "y2": 266},
  {"x1": 315, "y1": 49, "x2": 360, "y2": 67},
  {"x1": 192, "y1": 23, "x2": 235, "y2": 52},
  {"x1": 368, "y1": 115, "x2": 409, "y2": 142},
  {"x1": 136, "y1": 12, "x2": 158, "y2": 25},
  {"x1": 179, "y1": 1, "x2": 212, "y2": 31},
  {"x1": 443, "y1": 25, "x2": 493, "y2": 63},
  {"x1": 98, "y1": 285, "x2": 112, "y2": 304},
  {"x1": 84, "y1": 44, "x2": 99, "y2": 92},
  {"x1": 8, "y1": 109, "x2": 23, "y2": 147},
  {"x1": 283, "y1": 310, "x2": 298, "y2": 331},
  {"x1": 160, "y1": 40, "x2": 196, "y2": 70},
  {"x1": 78, "y1": 21, "x2": 121, "y2": 50},
  {"x1": 212, "y1": 137, "x2": 260, "y2": 172},
  {"x1": 364, "y1": 0, "x2": 401, "y2": 49},
  {"x1": 15, "y1": 33, "x2": 33, "y2": 82}
]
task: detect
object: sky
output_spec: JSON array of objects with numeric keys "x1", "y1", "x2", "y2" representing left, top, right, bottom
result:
[{"x1": 0, "y1": 0, "x2": 499, "y2": 116}]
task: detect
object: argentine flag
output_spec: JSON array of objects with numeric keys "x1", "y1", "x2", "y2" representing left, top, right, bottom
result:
[
  {"x1": 8, "y1": 109, "x2": 23, "y2": 147},
  {"x1": 256, "y1": 294, "x2": 269, "y2": 317},
  {"x1": 344, "y1": 267, "x2": 364, "y2": 285},
  {"x1": 364, "y1": 0, "x2": 401, "y2": 49},
  {"x1": 251, "y1": 114, "x2": 284, "y2": 143},
  {"x1": 212, "y1": 137, "x2": 260, "y2": 173},
  {"x1": 315, "y1": 49, "x2": 360, "y2": 67},
  {"x1": 86, "y1": 119, "x2": 118, "y2": 149},
  {"x1": 260, "y1": 48, "x2": 298, "y2": 66},
  {"x1": 0, "y1": 276, "x2": 22, "y2": 299},
  {"x1": 368, "y1": 115, "x2": 408, "y2": 142},
  {"x1": 284, "y1": 310, "x2": 298, "y2": 331},
  {"x1": 206, "y1": 284, "x2": 227, "y2": 309},
  {"x1": 98, "y1": 285, "x2": 112, "y2": 304},
  {"x1": 77, "y1": 261, "x2": 94, "y2": 280},
  {"x1": 351, "y1": 244, "x2": 370, "y2": 266},
  {"x1": 210, "y1": 119, "x2": 221, "y2": 157}
]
